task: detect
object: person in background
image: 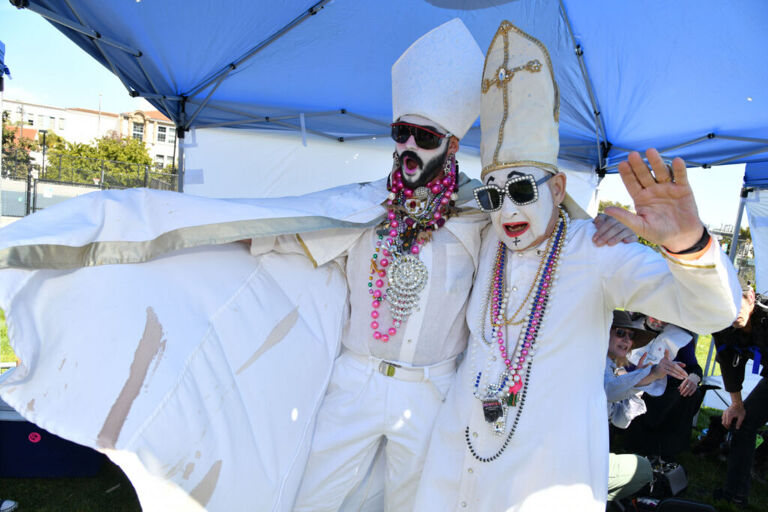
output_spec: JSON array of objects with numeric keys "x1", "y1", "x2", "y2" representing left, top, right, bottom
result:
[
  {"x1": 624, "y1": 315, "x2": 705, "y2": 461},
  {"x1": 605, "y1": 310, "x2": 688, "y2": 503},
  {"x1": 712, "y1": 283, "x2": 768, "y2": 507},
  {"x1": 605, "y1": 311, "x2": 657, "y2": 504}
]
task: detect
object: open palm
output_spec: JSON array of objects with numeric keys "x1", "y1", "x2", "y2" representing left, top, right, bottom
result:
[{"x1": 605, "y1": 149, "x2": 704, "y2": 253}]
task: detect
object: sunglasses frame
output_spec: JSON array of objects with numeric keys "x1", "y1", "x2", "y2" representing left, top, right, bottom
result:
[
  {"x1": 390, "y1": 122, "x2": 449, "y2": 150},
  {"x1": 472, "y1": 173, "x2": 554, "y2": 212},
  {"x1": 612, "y1": 327, "x2": 636, "y2": 341}
]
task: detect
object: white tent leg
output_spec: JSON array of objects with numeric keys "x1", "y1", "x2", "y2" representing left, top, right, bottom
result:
[{"x1": 704, "y1": 185, "x2": 749, "y2": 377}]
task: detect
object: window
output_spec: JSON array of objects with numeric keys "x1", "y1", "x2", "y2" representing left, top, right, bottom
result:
[
  {"x1": 157, "y1": 125, "x2": 167, "y2": 143},
  {"x1": 37, "y1": 115, "x2": 44, "y2": 127},
  {"x1": 59, "y1": 118, "x2": 65, "y2": 130},
  {"x1": 155, "y1": 155, "x2": 164, "y2": 168},
  {"x1": 49, "y1": 116, "x2": 56, "y2": 129},
  {"x1": 132, "y1": 122, "x2": 144, "y2": 141},
  {"x1": 168, "y1": 129, "x2": 176, "y2": 144},
  {"x1": 26, "y1": 113, "x2": 34, "y2": 126}
]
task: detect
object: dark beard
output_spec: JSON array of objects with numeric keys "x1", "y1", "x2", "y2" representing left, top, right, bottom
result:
[{"x1": 399, "y1": 144, "x2": 450, "y2": 189}]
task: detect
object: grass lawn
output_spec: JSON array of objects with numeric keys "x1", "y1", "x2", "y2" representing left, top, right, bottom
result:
[
  {"x1": 695, "y1": 333, "x2": 721, "y2": 377},
  {"x1": 0, "y1": 459, "x2": 141, "y2": 512},
  {"x1": 1, "y1": 313, "x2": 766, "y2": 509},
  {"x1": 0, "y1": 310, "x2": 16, "y2": 364}
]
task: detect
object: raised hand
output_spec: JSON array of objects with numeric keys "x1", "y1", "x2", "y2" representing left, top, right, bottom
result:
[
  {"x1": 650, "y1": 349, "x2": 688, "y2": 381},
  {"x1": 635, "y1": 352, "x2": 650, "y2": 370},
  {"x1": 604, "y1": 149, "x2": 704, "y2": 253}
]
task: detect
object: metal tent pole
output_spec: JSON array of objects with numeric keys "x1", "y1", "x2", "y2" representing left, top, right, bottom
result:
[{"x1": 728, "y1": 187, "x2": 749, "y2": 263}]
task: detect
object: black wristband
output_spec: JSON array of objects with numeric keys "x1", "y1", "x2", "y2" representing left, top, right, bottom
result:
[{"x1": 667, "y1": 227, "x2": 710, "y2": 255}]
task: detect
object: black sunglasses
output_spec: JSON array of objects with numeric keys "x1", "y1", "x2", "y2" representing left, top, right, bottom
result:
[
  {"x1": 390, "y1": 122, "x2": 448, "y2": 150},
  {"x1": 473, "y1": 174, "x2": 553, "y2": 212},
  {"x1": 612, "y1": 328, "x2": 636, "y2": 341}
]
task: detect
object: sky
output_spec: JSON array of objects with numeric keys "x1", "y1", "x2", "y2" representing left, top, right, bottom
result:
[{"x1": 0, "y1": 3, "x2": 750, "y2": 229}]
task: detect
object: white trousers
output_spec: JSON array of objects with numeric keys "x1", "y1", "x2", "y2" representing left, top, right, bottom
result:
[{"x1": 293, "y1": 351, "x2": 455, "y2": 512}]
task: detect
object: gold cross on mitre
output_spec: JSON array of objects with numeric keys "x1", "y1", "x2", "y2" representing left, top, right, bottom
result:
[{"x1": 481, "y1": 59, "x2": 542, "y2": 93}]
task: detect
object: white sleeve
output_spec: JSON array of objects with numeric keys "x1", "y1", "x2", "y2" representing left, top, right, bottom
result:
[{"x1": 599, "y1": 233, "x2": 740, "y2": 335}]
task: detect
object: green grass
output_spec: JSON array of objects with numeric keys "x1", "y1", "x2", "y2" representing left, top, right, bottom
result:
[
  {"x1": 0, "y1": 457, "x2": 141, "y2": 511},
  {"x1": 686, "y1": 408, "x2": 768, "y2": 511},
  {"x1": 695, "y1": 333, "x2": 721, "y2": 377},
  {"x1": 612, "y1": 407, "x2": 768, "y2": 511},
  {"x1": 0, "y1": 310, "x2": 16, "y2": 365}
]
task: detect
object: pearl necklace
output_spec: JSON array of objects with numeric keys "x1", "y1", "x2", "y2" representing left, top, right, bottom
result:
[
  {"x1": 466, "y1": 208, "x2": 568, "y2": 462},
  {"x1": 368, "y1": 155, "x2": 459, "y2": 342}
]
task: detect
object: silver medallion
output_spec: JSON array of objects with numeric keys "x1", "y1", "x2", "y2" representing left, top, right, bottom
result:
[{"x1": 386, "y1": 254, "x2": 428, "y2": 322}]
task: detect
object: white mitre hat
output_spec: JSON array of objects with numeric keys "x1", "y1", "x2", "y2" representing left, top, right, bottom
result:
[
  {"x1": 392, "y1": 18, "x2": 484, "y2": 139},
  {"x1": 480, "y1": 20, "x2": 587, "y2": 218}
]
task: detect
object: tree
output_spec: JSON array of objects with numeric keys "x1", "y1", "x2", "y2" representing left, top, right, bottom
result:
[
  {"x1": 598, "y1": 199, "x2": 631, "y2": 215},
  {"x1": 1, "y1": 122, "x2": 38, "y2": 179},
  {"x1": 46, "y1": 136, "x2": 154, "y2": 188},
  {"x1": 37, "y1": 130, "x2": 68, "y2": 153},
  {"x1": 740, "y1": 226, "x2": 751, "y2": 242}
]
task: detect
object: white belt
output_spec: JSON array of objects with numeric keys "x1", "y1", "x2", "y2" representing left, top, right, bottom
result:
[{"x1": 346, "y1": 351, "x2": 457, "y2": 382}]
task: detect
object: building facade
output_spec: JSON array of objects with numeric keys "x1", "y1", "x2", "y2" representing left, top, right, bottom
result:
[{"x1": 1, "y1": 98, "x2": 177, "y2": 168}]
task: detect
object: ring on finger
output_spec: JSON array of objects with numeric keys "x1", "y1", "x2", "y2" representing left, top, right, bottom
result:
[
  {"x1": 664, "y1": 163, "x2": 676, "y2": 183},
  {"x1": 655, "y1": 164, "x2": 674, "y2": 183}
]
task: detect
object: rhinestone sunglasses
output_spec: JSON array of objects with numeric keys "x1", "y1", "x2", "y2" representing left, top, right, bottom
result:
[
  {"x1": 473, "y1": 173, "x2": 553, "y2": 212},
  {"x1": 390, "y1": 122, "x2": 449, "y2": 150}
]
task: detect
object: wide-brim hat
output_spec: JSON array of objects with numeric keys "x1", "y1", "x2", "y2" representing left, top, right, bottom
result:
[
  {"x1": 479, "y1": 21, "x2": 588, "y2": 219},
  {"x1": 611, "y1": 310, "x2": 656, "y2": 349}
]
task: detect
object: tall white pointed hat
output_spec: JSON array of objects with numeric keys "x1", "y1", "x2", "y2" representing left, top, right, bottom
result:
[
  {"x1": 392, "y1": 18, "x2": 484, "y2": 139},
  {"x1": 480, "y1": 21, "x2": 587, "y2": 218}
]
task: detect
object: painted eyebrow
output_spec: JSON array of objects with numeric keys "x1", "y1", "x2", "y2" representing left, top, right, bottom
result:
[{"x1": 507, "y1": 171, "x2": 526, "y2": 179}]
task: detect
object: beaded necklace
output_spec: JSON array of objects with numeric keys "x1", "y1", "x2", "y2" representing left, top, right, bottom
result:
[
  {"x1": 466, "y1": 208, "x2": 568, "y2": 462},
  {"x1": 367, "y1": 154, "x2": 459, "y2": 342}
]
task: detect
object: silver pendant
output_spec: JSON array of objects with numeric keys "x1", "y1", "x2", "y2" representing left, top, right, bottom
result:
[{"x1": 386, "y1": 254, "x2": 428, "y2": 322}]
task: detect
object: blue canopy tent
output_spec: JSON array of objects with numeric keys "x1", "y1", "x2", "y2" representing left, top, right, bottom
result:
[
  {"x1": 9, "y1": 0, "x2": 768, "y2": 182},
  {"x1": 0, "y1": 39, "x2": 9, "y2": 91}
]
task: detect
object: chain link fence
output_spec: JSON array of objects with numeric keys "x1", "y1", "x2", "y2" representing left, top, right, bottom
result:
[{"x1": 1, "y1": 149, "x2": 178, "y2": 217}]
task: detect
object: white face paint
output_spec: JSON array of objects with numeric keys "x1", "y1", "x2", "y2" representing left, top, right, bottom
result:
[
  {"x1": 394, "y1": 114, "x2": 451, "y2": 189},
  {"x1": 484, "y1": 166, "x2": 558, "y2": 252}
]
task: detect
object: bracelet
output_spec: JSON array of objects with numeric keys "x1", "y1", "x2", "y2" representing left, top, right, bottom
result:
[{"x1": 666, "y1": 227, "x2": 710, "y2": 255}]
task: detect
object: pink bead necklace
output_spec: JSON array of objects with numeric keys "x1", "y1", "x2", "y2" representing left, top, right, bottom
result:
[
  {"x1": 367, "y1": 155, "x2": 459, "y2": 342},
  {"x1": 466, "y1": 208, "x2": 568, "y2": 462}
]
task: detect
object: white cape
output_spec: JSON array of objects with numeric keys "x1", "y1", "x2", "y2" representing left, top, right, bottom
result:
[{"x1": 0, "y1": 178, "x2": 479, "y2": 511}]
